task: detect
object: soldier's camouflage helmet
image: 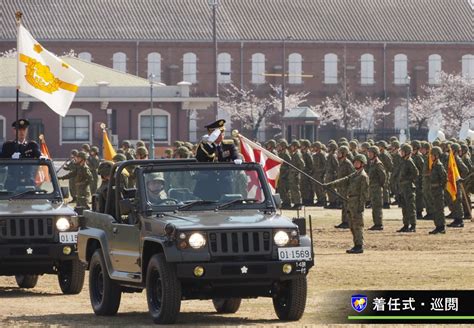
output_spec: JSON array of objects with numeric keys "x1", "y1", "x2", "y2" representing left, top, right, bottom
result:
[
  {"x1": 421, "y1": 141, "x2": 430, "y2": 150},
  {"x1": 338, "y1": 137, "x2": 348, "y2": 143},
  {"x1": 278, "y1": 139, "x2": 289, "y2": 147},
  {"x1": 431, "y1": 146, "x2": 442, "y2": 157},
  {"x1": 368, "y1": 146, "x2": 380, "y2": 156},
  {"x1": 81, "y1": 143, "x2": 91, "y2": 152},
  {"x1": 113, "y1": 153, "x2": 127, "y2": 162},
  {"x1": 411, "y1": 140, "x2": 421, "y2": 149},
  {"x1": 164, "y1": 148, "x2": 173, "y2": 155},
  {"x1": 173, "y1": 141, "x2": 184, "y2": 147},
  {"x1": 339, "y1": 141, "x2": 349, "y2": 147},
  {"x1": 367, "y1": 139, "x2": 375, "y2": 145},
  {"x1": 136, "y1": 146, "x2": 149, "y2": 157},
  {"x1": 377, "y1": 140, "x2": 388, "y2": 148},
  {"x1": 265, "y1": 139, "x2": 277, "y2": 148},
  {"x1": 312, "y1": 141, "x2": 322, "y2": 149},
  {"x1": 148, "y1": 172, "x2": 165, "y2": 182},
  {"x1": 389, "y1": 136, "x2": 398, "y2": 142},
  {"x1": 71, "y1": 149, "x2": 79, "y2": 156},
  {"x1": 400, "y1": 143, "x2": 412, "y2": 154},
  {"x1": 176, "y1": 146, "x2": 190, "y2": 157},
  {"x1": 98, "y1": 161, "x2": 114, "y2": 177},
  {"x1": 451, "y1": 143, "x2": 460, "y2": 152},
  {"x1": 328, "y1": 139, "x2": 336, "y2": 145},
  {"x1": 328, "y1": 143, "x2": 338, "y2": 151},
  {"x1": 291, "y1": 140, "x2": 300, "y2": 147},
  {"x1": 184, "y1": 142, "x2": 194, "y2": 150},
  {"x1": 461, "y1": 144, "x2": 469, "y2": 153},
  {"x1": 77, "y1": 151, "x2": 87, "y2": 160},
  {"x1": 121, "y1": 140, "x2": 131, "y2": 148},
  {"x1": 432, "y1": 140, "x2": 441, "y2": 147},
  {"x1": 361, "y1": 142, "x2": 370, "y2": 149},
  {"x1": 391, "y1": 140, "x2": 400, "y2": 148},
  {"x1": 353, "y1": 154, "x2": 367, "y2": 165},
  {"x1": 301, "y1": 140, "x2": 311, "y2": 147},
  {"x1": 338, "y1": 145, "x2": 349, "y2": 156},
  {"x1": 349, "y1": 140, "x2": 358, "y2": 148},
  {"x1": 136, "y1": 140, "x2": 145, "y2": 148},
  {"x1": 91, "y1": 146, "x2": 99, "y2": 153}
]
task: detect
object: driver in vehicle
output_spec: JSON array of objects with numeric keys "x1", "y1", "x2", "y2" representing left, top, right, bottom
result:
[{"x1": 146, "y1": 173, "x2": 168, "y2": 204}]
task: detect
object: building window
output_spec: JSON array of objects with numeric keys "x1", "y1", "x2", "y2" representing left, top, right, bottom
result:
[
  {"x1": 394, "y1": 105, "x2": 407, "y2": 130},
  {"x1": 218, "y1": 52, "x2": 231, "y2": 83},
  {"x1": 113, "y1": 52, "x2": 127, "y2": 72},
  {"x1": 60, "y1": 108, "x2": 91, "y2": 143},
  {"x1": 78, "y1": 52, "x2": 92, "y2": 62},
  {"x1": 394, "y1": 54, "x2": 408, "y2": 85},
  {"x1": 462, "y1": 54, "x2": 474, "y2": 80},
  {"x1": 251, "y1": 53, "x2": 265, "y2": 84},
  {"x1": 288, "y1": 53, "x2": 302, "y2": 84},
  {"x1": 428, "y1": 54, "x2": 442, "y2": 84},
  {"x1": 147, "y1": 52, "x2": 161, "y2": 81},
  {"x1": 324, "y1": 53, "x2": 338, "y2": 84},
  {"x1": 183, "y1": 52, "x2": 197, "y2": 83},
  {"x1": 257, "y1": 118, "x2": 266, "y2": 141},
  {"x1": 360, "y1": 53, "x2": 375, "y2": 85},
  {"x1": 189, "y1": 110, "x2": 198, "y2": 143},
  {"x1": 139, "y1": 108, "x2": 170, "y2": 142},
  {"x1": 0, "y1": 115, "x2": 5, "y2": 144}
]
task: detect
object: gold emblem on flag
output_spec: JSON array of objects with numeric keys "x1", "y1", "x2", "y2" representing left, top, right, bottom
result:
[{"x1": 19, "y1": 54, "x2": 79, "y2": 94}]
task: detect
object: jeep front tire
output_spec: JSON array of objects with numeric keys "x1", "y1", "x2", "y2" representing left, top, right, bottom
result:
[
  {"x1": 273, "y1": 275, "x2": 307, "y2": 321},
  {"x1": 146, "y1": 253, "x2": 181, "y2": 324},
  {"x1": 212, "y1": 298, "x2": 242, "y2": 313},
  {"x1": 15, "y1": 274, "x2": 39, "y2": 289},
  {"x1": 89, "y1": 249, "x2": 121, "y2": 315},
  {"x1": 58, "y1": 258, "x2": 86, "y2": 294}
]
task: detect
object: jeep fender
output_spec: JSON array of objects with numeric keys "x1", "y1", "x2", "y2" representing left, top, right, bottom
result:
[{"x1": 78, "y1": 228, "x2": 114, "y2": 277}]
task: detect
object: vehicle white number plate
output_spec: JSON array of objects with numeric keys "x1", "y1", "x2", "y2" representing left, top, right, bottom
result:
[
  {"x1": 278, "y1": 247, "x2": 312, "y2": 261},
  {"x1": 59, "y1": 232, "x2": 78, "y2": 244}
]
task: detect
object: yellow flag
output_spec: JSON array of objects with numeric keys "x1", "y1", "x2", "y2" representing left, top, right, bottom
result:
[
  {"x1": 102, "y1": 130, "x2": 116, "y2": 161},
  {"x1": 17, "y1": 24, "x2": 84, "y2": 116},
  {"x1": 446, "y1": 149, "x2": 460, "y2": 201},
  {"x1": 428, "y1": 148, "x2": 433, "y2": 171}
]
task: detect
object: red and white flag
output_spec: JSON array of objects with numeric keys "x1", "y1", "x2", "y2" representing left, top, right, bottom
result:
[{"x1": 238, "y1": 134, "x2": 283, "y2": 195}]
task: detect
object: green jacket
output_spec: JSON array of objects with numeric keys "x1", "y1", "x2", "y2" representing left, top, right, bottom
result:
[
  {"x1": 398, "y1": 156, "x2": 419, "y2": 188},
  {"x1": 368, "y1": 158, "x2": 386, "y2": 188},
  {"x1": 278, "y1": 150, "x2": 292, "y2": 180},
  {"x1": 327, "y1": 168, "x2": 369, "y2": 210}
]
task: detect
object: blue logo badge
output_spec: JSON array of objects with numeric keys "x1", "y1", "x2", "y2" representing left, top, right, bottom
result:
[{"x1": 351, "y1": 294, "x2": 368, "y2": 312}]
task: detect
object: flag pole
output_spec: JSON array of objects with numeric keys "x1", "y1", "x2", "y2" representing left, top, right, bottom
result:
[
  {"x1": 15, "y1": 11, "x2": 22, "y2": 144},
  {"x1": 234, "y1": 130, "x2": 348, "y2": 202}
]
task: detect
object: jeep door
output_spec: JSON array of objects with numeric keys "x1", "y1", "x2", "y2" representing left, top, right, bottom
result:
[{"x1": 109, "y1": 222, "x2": 141, "y2": 274}]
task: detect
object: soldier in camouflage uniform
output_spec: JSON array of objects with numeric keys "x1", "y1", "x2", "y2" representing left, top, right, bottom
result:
[
  {"x1": 420, "y1": 141, "x2": 434, "y2": 220},
  {"x1": 349, "y1": 140, "x2": 359, "y2": 161},
  {"x1": 311, "y1": 141, "x2": 327, "y2": 207},
  {"x1": 59, "y1": 151, "x2": 93, "y2": 209},
  {"x1": 411, "y1": 140, "x2": 425, "y2": 219},
  {"x1": 447, "y1": 143, "x2": 469, "y2": 228},
  {"x1": 367, "y1": 146, "x2": 386, "y2": 230},
  {"x1": 121, "y1": 140, "x2": 136, "y2": 160},
  {"x1": 300, "y1": 140, "x2": 314, "y2": 205},
  {"x1": 397, "y1": 144, "x2": 419, "y2": 233},
  {"x1": 390, "y1": 140, "x2": 402, "y2": 206},
  {"x1": 460, "y1": 143, "x2": 472, "y2": 220},
  {"x1": 265, "y1": 139, "x2": 278, "y2": 156},
  {"x1": 289, "y1": 140, "x2": 304, "y2": 209},
  {"x1": 87, "y1": 146, "x2": 100, "y2": 195},
  {"x1": 325, "y1": 154, "x2": 369, "y2": 254},
  {"x1": 63, "y1": 149, "x2": 78, "y2": 202},
  {"x1": 377, "y1": 140, "x2": 393, "y2": 209},
  {"x1": 136, "y1": 146, "x2": 149, "y2": 160},
  {"x1": 324, "y1": 142, "x2": 339, "y2": 208},
  {"x1": 334, "y1": 146, "x2": 355, "y2": 229},
  {"x1": 95, "y1": 160, "x2": 114, "y2": 213},
  {"x1": 428, "y1": 147, "x2": 448, "y2": 234},
  {"x1": 113, "y1": 153, "x2": 130, "y2": 188},
  {"x1": 277, "y1": 140, "x2": 292, "y2": 209}
]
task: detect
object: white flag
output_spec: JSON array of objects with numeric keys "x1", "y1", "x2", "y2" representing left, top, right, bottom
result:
[{"x1": 17, "y1": 24, "x2": 84, "y2": 117}]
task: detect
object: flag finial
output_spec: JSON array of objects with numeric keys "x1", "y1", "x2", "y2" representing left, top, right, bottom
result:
[
  {"x1": 231, "y1": 129, "x2": 239, "y2": 137},
  {"x1": 15, "y1": 11, "x2": 22, "y2": 23}
]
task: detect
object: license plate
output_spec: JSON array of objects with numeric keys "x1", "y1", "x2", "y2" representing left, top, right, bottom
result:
[
  {"x1": 278, "y1": 247, "x2": 312, "y2": 261},
  {"x1": 59, "y1": 232, "x2": 78, "y2": 244}
]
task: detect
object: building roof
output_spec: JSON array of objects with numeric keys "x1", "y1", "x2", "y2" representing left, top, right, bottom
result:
[
  {"x1": 1, "y1": 0, "x2": 472, "y2": 43},
  {"x1": 283, "y1": 107, "x2": 319, "y2": 120}
]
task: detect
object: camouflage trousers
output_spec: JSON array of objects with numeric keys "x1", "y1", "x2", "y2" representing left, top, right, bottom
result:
[
  {"x1": 348, "y1": 200, "x2": 364, "y2": 247},
  {"x1": 415, "y1": 179, "x2": 424, "y2": 215},
  {"x1": 325, "y1": 174, "x2": 337, "y2": 204},
  {"x1": 400, "y1": 184, "x2": 416, "y2": 225},
  {"x1": 312, "y1": 172, "x2": 326, "y2": 203},
  {"x1": 383, "y1": 173, "x2": 390, "y2": 205},
  {"x1": 370, "y1": 185, "x2": 383, "y2": 225},
  {"x1": 431, "y1": 185, "x2": 445, "y2": 227},
  {"x1": 277, "y1": 178, "x2": 291, "y2": 206},
  {"x1": 422, "y1": 178, "x2": 434, "y2": 217},
  {"x1": 300, "y1": 173, "x2": 314, "y2": 205},
  {"x1": 69, "y1": 177, "x2": 77, "y2": 199},
  {"x1": 289, "y1": 173, "x2": 302, "y2": 205}
]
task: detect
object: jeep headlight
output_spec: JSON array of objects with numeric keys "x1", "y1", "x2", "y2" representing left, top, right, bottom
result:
[
  {"x1": 56, "y1": 217, "x2": 70, "y2": 231},
  {"x1": 188, "y1": 233, "x2": 206, "y2": 249},
  {"x1": 274, "y1": 230, "x2": 289, "y2": 247}
]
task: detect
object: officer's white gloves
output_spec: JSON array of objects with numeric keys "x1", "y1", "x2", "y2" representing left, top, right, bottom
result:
[{"x1": 11, "y1": 152, "x2": 21, "y2": 159}]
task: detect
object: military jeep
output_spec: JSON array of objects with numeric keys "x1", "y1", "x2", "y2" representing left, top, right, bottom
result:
[
  {"x1": 0, "y1": 159, "x2": 85, "y2": 294},
  {"x1": 78, "y1": 160, "x2": 314, "y2": 324}
]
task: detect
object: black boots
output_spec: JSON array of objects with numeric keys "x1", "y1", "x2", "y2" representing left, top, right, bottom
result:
[
  {"x1": 346, "y1": 245, "x2": 363, "y2": 254},
  {"x1": 397, "y1": 225, "x2": 409, "y2": 233},
  {"x1": 429, "y1": 226, "x2": 446, "y2": 234},
  {"x1": 368, "y1": 225, "x2": 384, "y2": 231},
  {"x1": 334, "y1": 222, "x2": 349, "y2": 229},
  {"x1": 447, "y1": 219, "x2": 464, "y2": 228},
  {"x1": 408, "y1": 224, "x2": 416, "y2": 232}
]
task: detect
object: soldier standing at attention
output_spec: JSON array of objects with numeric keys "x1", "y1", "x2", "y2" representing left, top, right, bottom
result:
[
  {"x1": 59, "y1": 151, "x2": 93, "y2": 209},
  {"x1": 428, "y1": 147, "x2": 448, "y2": 234},
  {"x1": 420, "y1": 141, "x2": 434, "y2": 220},
  {"x1": 334, "y1": 146, "x2": 355, "y2": 229},
  {"x1": 349, "y1": 140, "x2": 359, "y2": 161},
  {"x1": 63, "y1": 149, "x2": 79, "y2": 203},
  {"x1": 325, "y1": 155, "x2": 369, "y2": 254},
  {"x1": 390, "y1": 140, "x2": 402, "y2": 206},
  {"x1": 300, "y1": 140, "x2": 314, "y2": 206},
  {"x1": 276, "y1": 139, "x2": 292, "y2": 209},
  {"x1": 95, "y1": 161, "x2": 114, "y2": 213},
  {"x1": 88, "y1": 146, "x2": 100, "y2": 195},
  {"x1": 377, "y1": 141, "x2": 393, "y2": 209},
  {"x1": 136, "y1": 146, "x2": 149, "y2": 160},
  {"x1": 265, "y1": 139, "x2": 278, "y2": 156},
  {"x1": 324, "y1": 142, "x2": 339, "y2": 209},
  {"x1": 411, "y1": 140, "x2": 425, "y2": 219},
  {"x1": 311, "y1": 141, "x2": 327, "y2": 207},
  {"x1": 367, "y1": 146, "x2": 386, "y2": 230},
  {"x1": 397, "y1": 144, "x2": 419, "y2": 233},
  {"x1": 121, "y1": 140, "x2": 136, "y2": 160},
  {"x1": 447, "y1": 143, "x2": 469, "y2": 228},
  {"x1": 460, "y1": 144, "x2": 472, "y2": 220},
  {"x1": 289, "y1": 140, "x2": 304, "y2": 209}
]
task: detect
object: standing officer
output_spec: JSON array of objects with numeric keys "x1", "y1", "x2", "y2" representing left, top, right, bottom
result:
[
  {"x1": 325, "y1": 155, "x2": 369, "y2": 254},
  {"x1": 63, "y1": 149, "x2": 78, "y2": 203},
  {"x1": 428, "y1": 147, "x2": 448, "y2": 234},
  {"x1": 420, "y1": 141, "x2": 434, "y2": 220},
  {"x1": 195, "y1": 119, "x2": 237, "y2": 163},
  {"x1": 377, "y1": 140, "x2": 393, "y2": 209},
  {"x1": 334, "y1": 146, "x2": 355, "y2": 229},
  {"x1": 95, "y1": 160, "x2": 114, "y2": 213},
  {"x1": 367, "y1": 146, "x2": 386, "y2": 230},
  {"x1": 121, "y1": 141, "x2": 136, "y2": 160},
  {"x1": 411, "y1": 140, "x2": 425, "y2": 219},
  {"x1": 390, "y1": 140, "x2": 402, "y2": 206},
  {"x1": 447, "y1": 143, "x2": 469, "y2": 228},
  {"x1": 397, "y1": 144, "x2": 419, "y2": 233},
  {"x1": 311, "y1": 141, "x2": 327, "y2": 207},
  {"x1": 59, "y1": 151, "x2": 93, "y2": 209},
  {"x1": 289, "y1": 140, "x2": 304, "y2": 209},
  {"x1": 324, "y1": 142, "x2": 339, "y2": 209},
  {"x1": 300, "y1": 140, "x2": 314, "y2": 206},
  {"x1": 277, "y1": 139, "x2": 292, "y2": 209},
  {"x1": 88, "y1": 146, "x2": 100, "y2": 194},
  {"x1": 1, "y1": 119, "x2": 41, "y2": 159}
]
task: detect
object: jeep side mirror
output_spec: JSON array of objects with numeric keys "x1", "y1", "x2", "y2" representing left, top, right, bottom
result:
[
  {"x1": 119, "y1": 198, "x2": 134, "y2": 216},
  {"x1": 273, "y1": 194, "x2": 282, "y2": 209},
  {"x1": 61, "y1": 186, "x2": 70, "y2": 199}
]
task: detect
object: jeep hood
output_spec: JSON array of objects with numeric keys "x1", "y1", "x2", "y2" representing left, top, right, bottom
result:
[
  {"x1": 161, "y1": 210, "x2": 296, "y2": 230},
  {"x1": 0, "y1": 200, "x2": 76, "y2": 216}
]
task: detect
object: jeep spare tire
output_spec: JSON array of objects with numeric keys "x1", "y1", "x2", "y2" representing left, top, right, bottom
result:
[{"x1": 15, "y1": 274, "x2": 39, "y2": 289}]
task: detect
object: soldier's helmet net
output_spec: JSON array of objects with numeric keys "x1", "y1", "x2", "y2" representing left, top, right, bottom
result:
[
  {"x1": 401, "y1": 143, "x2": 412, "y2": 154},
  {"x1": 338, "y1": 145, "x2": 349, "y2": 156},
  {"x1": 353, "y1": 154, "x2": 367, "y2": 165},
  {"x1": 98, "y1": 161, "x2": 114, "y2": 177},
  {"x1": 368, "y1": 146, "x2": 380, "y2": 156},
  {"x1": 431, "y1": 146, "x2": 443, "y2": 157},
  {"x1": 77, "y1": 151, "x2": 87, "y2": 160}
]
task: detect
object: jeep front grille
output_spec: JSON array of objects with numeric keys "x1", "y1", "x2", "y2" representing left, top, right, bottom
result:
[
  {"x1": 0, "y1": 218, "x2": 54, "y2": 240},
  {"x1": 209, "y1": 230, "x2": 272, "y2": 256}
]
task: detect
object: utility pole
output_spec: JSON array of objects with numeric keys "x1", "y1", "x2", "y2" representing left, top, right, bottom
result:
[
  {"x1": 406, "y1": 75, "x2": 411, "y2": 141},
  {"x1": 209, "y1": 0, "x2": 219, "y2": 114}
]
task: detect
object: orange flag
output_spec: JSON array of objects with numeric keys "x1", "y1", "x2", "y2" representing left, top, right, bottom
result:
[
  {"x1": 102, "y1": 129, "x2": 116, "y2": 161},
  {"x1": 36, "y1": 134, "x2": 51, "y2": 184},
  {"x1": 446, "y1": 149, "x2": 460, "y2": 201},
  {"x1": 428, "y1": 148, "x2": 433, "y2": 171}
]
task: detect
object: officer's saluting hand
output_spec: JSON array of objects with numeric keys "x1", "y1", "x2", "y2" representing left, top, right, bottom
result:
[{"x1": 0, "y1": 119, "x2": 41, "y2": 159}]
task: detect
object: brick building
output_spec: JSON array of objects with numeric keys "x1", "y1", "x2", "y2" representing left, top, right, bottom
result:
[{"x1": 0, "y1": 0, "x2": 473, "y2": 156}]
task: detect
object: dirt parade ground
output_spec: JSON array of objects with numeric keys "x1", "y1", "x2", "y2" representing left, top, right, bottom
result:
[{"x1": 1, "y1": 205, "x2": 473, "y2": 326}]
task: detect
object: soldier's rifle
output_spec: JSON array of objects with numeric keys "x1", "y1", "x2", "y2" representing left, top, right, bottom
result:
[{"x1": 56, "y1": 159, "x2": 72, "y2": 174}]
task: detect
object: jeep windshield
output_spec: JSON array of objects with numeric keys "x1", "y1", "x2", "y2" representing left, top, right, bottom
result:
[
  {"x1": 0, "y1": 160, "x2": 59, "y2": 199},
  {"x1": 142, "y1": 166, "x2": 269, "y2": 211}
]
